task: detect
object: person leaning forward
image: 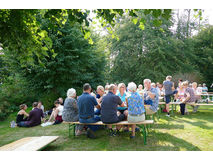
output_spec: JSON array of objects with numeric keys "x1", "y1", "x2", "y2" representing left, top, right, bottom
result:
[{"x1": 101, "y1": 84, "x2": 126, "y2": 136}]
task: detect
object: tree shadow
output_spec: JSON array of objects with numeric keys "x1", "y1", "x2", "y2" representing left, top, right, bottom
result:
[
  {"x1": 143, "y1": 131, "x2": 201, "y2": 151},
  {"x1": 154, "y1": 123, "x2": 184, "y2": 129}
]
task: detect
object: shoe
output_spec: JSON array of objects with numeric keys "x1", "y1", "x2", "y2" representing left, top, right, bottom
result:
[
  {"x1": 87, "y1": 128, "x2": 96, "y2": 139},
  {"x1": 165, "y1": 114, "x2": 170, "y2": 117},
  {"x1": 130, "y1": 135, "x2": 135, "y2": 139},
  {"x1": 113, "y1": 130, "x2": 119, "y2": 136},
  {"x1": 135, "y1": 128, "x2": 140, "y2": 132},
  {"x1": 108, "y1": 129, "x2": 114, "y2": 137}
]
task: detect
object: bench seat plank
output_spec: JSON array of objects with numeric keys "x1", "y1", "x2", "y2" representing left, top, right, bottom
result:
[
  {"x1": 0, "y1": 136, "x2": 59, "y2": 151},
  {"x1": 158, "y1": 102, "x2": 213, "y2": 106},
  {"x1": 63, "y1": 120, "x2": 154, "y2": 125}
]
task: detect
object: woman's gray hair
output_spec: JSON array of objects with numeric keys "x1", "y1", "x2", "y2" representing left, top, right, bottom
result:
[
  {"x1": 67, "y1": 88, "x2": 76, "y2": 98},
  {"x1": 128, "y1": 82, "x2": 137, "y2": 92},
  {"x1": 118, "y1": 83, "x2": 126, "y2": 92},
  {"x1": 143, "y1": 79, "x2": 151, "y2": 84}
]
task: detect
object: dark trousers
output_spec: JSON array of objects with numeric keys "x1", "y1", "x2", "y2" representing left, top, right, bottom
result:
[{"x1": 180, "y1": 103, "x2": 185, "y2": 115}]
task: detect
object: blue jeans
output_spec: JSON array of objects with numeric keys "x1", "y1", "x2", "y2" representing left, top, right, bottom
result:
[
  {"x1": 79, "y1": 115, "x2": 101, "y2": 132},
  {"x1": 17, "y1": 121, "x2": 29, "y2": 127},
  {"x1": 94, "y1": 109, "x2": 101, "y2": 115}
]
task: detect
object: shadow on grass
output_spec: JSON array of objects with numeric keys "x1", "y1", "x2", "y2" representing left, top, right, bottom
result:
[
  {"x1": 43, "y1": 128, "x2": 200, "y2": 151},
  {"x1": 154, "y1": 123, "x2": 184, "y2": 129}
]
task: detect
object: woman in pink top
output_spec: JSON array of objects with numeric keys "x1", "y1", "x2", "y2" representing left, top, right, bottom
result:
[{"x1": 176, "y1": 83, "x2": 188, "y2": 114}]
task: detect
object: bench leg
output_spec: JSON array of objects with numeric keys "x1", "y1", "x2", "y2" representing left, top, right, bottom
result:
[
  {"x1": 73, "y1": 124, "x2": 76, "y2": 137},
  {"x1": 68, "y1": 124, "x2": 76, "y2": 138},
  {"x1": 142, "y1": 125, "x2": 147, "y2": 145},
  {"x1": 68, "y1": 124, "x2": 71, "y2": 138},
  {"x1": 171, "y1": 104, "x2": 173, "y2": 115}
]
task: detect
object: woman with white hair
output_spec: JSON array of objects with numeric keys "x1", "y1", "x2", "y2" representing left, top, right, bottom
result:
[
  {"x1": 62, "y1": 88, "x2": 84, "y2": 135},
  {"x1": 126, "y1": 82, "x2": 146, "y2": 138}
]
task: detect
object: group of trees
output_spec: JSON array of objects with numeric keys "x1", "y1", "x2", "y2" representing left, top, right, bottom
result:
[
  {"x1": 107, "y1": 10, "x2": 213, "y2": 87},
  {"x1": 0, "y1": 9, "x2": 212, "y2": 120}
]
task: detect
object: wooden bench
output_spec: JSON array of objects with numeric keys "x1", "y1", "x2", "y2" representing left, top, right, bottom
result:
[
  {"x1": 64, "y1": 120, "x2": 154, "y2": 145},
  {"x1": 0, "y1": 136, "x2": 59, "y2": 151},
  {"x1": 158, "y1": 102, "x2": 213, "y2": 115}
]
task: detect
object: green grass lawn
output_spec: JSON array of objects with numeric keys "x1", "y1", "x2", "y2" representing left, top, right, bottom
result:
[{"x1": 0, "y1": 105, "x2": 213, "y2": 151}]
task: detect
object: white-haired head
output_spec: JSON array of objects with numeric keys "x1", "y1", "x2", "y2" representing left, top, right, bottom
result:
[
  {"x1": 128, "y1": 82, "x2": 137, "y2": 92},
  {"x1": 118, "y1": 83, "x2": 126, "y2": 93},
  {"x1": 166, "y1": 75, "x2": 172, "y2": 80},
  {"x1": 143, "y1": 79, "x2": 151, "y2": 90},
  {"x1": 143, "y1": 79, "x2": 151, "y2": 84},
  {"x1": 151, "y1": 82, "x2": 156, "y2": 88},
  {"x1": 67, "y1": 88, "x2": 76, "y2": 98}
]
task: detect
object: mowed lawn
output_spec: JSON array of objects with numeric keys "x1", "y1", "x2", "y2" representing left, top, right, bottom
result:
[{"x1": 0, "y1": 105, "x2": 213, "y2": 151}]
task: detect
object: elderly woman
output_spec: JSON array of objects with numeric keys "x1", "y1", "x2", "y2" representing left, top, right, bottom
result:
[
  {"x1": 95, "y1": 85, "x2": 105, "y2": 115},
  {"x1": 179, "y1": 81, "x2": 198, "y2": 115},
  {"x1": 137, "y1": 84, "x2": 144, "y2": 96},
  {"x1": 116, "y1": 83, "x2": 128, "y2": 115},
  {"x1": 62, "y1": 88, "x2": 84, "y2": 136},
  {"x1": 126, "y1": 82, "x2": 145, "y2": 138}
]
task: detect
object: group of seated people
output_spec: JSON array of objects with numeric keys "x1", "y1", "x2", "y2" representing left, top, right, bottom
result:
[
  {"x1": 62, "y1": 79, "x2": 159, "y2": 139},
  {"x1": 155, "y1": 76, "x2": 207, "y2": 116},
  {"x1": 16, "y1": 98, "x2": 64, "y2": 127},
  {"x1": 15, "y1": 75, "x2": 210, "y2": 139}
]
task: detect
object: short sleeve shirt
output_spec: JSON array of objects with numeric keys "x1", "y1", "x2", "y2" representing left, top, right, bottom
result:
[
  {"x1": 101, "y1": 91, "x2": 122, "y2": 123},
  {"x1": 127, "y1": 92, "x2": 145, "y2": 115},
  {"x1": 163, "y1": 80, "x2": 173, "y2": 95},
  {"x1": 184, "y1": 87, "x2": 196, "y2": 102},
  {"x1": 144, "y1": 87, "x2": 159, "y2": 112},
  {"x1": 116, "y1": 92, "x2": 127, "y2": 110},
  {"x1": 77, "y1": 92, "x2": 98, "y2": 118}
]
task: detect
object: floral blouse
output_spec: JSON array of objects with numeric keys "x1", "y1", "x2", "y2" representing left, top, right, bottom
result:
[{"x1": 127, "y1": 92, "x2": 145, "y2": 115}]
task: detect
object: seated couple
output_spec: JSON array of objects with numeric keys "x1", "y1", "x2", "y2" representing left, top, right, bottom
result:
[{"x1": 16, "y1": 102, "x2": 44, "y2": 127}]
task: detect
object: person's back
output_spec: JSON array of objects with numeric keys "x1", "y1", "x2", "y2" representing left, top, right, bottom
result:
[
  {"x1": 163, "y1": 80, "x2": 173, "y2": 95},
  {"x1": 78, "y1": 92, "x2": 97, "y2": 119},
  {"x1": 26, "y1": 108, "x2": 43, "y2": 127},
  {"x1": 127, "y1": 92, "x2": 145, "y2": 115},
  {"x1": 185, "y1": 87, "x2": 196, "y2": 103},
  {"x1": 101, "y1": 91, "x2": 122, "y2": 123}
]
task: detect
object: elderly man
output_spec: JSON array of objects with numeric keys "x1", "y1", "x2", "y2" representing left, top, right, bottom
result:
[
  {"x1": 77, "y1": 83, "x2": 101, "y2": 139},
  {"x1": 143, "y1": 79, "x2": 159, "y2": 115},
  {"x1": 101, "y1": 84, "x2": 125, "y2": 136}
]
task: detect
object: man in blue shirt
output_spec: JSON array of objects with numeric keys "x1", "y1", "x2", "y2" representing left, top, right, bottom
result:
[
  {"x1": 143, "y1": 79, "x2": 159, "y2": 115},
  {"x1": 77, "y1": 83, "x2": 101, "y2": 139},
  {"x1": 101, "y1": 84, "x2": 125, "y2": 136},
  {"x1": 163, "y1": 76, "x2": 177, "y2": 117}
]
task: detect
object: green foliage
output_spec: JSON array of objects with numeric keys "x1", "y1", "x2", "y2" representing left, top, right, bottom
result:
[
  {"x1": 0, "y1": 73, "x2": 35, "y2": 121},
  {"x1": 193, "y1": 26, "x2": 213, "y2": 87},
  {"x1": 107, "y1": 12, "x2": 198, "y2": 84}
]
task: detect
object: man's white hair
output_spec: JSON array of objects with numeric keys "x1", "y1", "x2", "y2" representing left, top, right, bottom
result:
[
  {"x1": 128, "y1": 82, "x2": 137, "y2": 92},
  {"x1": 67, "y1": 88, "x2": 76, "y2": 98},
  {"x1": 143, "y1": 79, "x2": 151, "y2": 84}
]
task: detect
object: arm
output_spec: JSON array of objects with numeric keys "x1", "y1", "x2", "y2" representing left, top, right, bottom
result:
[
  {"x1": 182, "y1": 92, "x2": 190, "y2": 103},
  {"x1": 54, "y1": 109, "x2": 59, "y2": 119},
  {"x1": 125, "y1": 98, "x2": 128, "y2": 108},
  {"x1": 172, "y1": 82, "x2": 175, "y2": 90},
  {"x1": 95, "y1": 104, "x2": 101, "y2": 109},
  {"x1": 148, "y1": 91, "x2": 155, "y2": 99},
  {"x1": 23, "y1": 111, "x2": 29, "y2": 117}
]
